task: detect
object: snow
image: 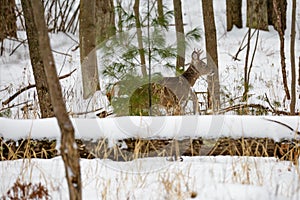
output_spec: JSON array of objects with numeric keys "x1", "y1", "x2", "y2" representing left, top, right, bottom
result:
[
  {"x1": 0, "y1": 0, "x2": 300, "y2": 199},
  {"x1": 1, "y1": 156, "x2": 299, "y2": 199},
  {"x1": 0, "y1": 115, "x2": 299, "y2": 141}
]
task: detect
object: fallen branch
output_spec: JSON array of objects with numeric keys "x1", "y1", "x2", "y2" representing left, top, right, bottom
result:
[
  {"x1": 218, "y1": 103, "x2": 271, "y2": 114},
  {"x1": 2, "y1": 69, "x2": 76, "y2": 106},
  {"x1": 264, "y1": 118, "x2": 300, "y2": 135},
  {"x1": 264, "y1": 93, "x2": 292, "y2": 115},
  {"x1": 218, "y1": 102, "x2": 298, "y2": 116}
]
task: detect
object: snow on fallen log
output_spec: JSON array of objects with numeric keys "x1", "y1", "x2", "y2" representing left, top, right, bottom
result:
[{"x1": 0, "y1": 115, "x2": 299, "y2": 141}]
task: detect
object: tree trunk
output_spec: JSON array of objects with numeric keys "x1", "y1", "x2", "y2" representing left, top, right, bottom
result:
[
  {"x1": 267, "y1": 0, "x2": 287, "y2": 31},
  {"x1": 116, "y1": 0, "x2": 123, "y2": 32},
  {"x1": 0, "y1": 0, "x2": 17, "y2": 42},
  {"x1": 243, "y1": 28, "x2": 251, "y2": 100},
  {"x1": 226, "y1": 0, "x2": 242, "y2": 31},
  {"x1": 79, "y1": 0, "x2": 100, "y2": 99},
  {"x1": 202, "y1": 0, "x2": 220, "y2": 111},
  {"x1": 157, "y1": 0, "x2": 164, "y2": 25},
  {"x1": 173, "y1": 0, "x2": 185, "y2": 74},
  {"x1": 133, "y1": 0, "x2": 147, "y2": 77},
  {"x1": 95, "y1": 0, "x2": 115, "y2": 44},
  {"x1": 299, "y1": 56, "x2": 300, "y2": 91},
  {"x1": 290, "y1": 0, "x2": 296, "y2": 115},
  {"x1": 30, "y1": 0, "x2": 82, "y2": 199},
  {"x1": 246, "y1": 0, "x2": 269, "y2": 31},
  {"x1": 21, "y1": 0, "x2": 54, "y2": 118},
  {"x1": 273, "y1": 0, "x2": 290, "y2": 100}
]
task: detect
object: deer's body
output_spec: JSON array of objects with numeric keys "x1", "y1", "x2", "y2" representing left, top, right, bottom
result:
[{"x1": 108, "y1": 50, "x2": 214, "y2": 116}]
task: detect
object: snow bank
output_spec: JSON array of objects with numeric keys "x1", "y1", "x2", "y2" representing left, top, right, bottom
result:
[{"x1": 0, "y1": 115, "x2": 299, "y2": 141}]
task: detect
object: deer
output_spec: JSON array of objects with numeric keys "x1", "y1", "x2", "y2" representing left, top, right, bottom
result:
[{"x1": 106, "y1": 49, "x2": 214, "y2": 116}]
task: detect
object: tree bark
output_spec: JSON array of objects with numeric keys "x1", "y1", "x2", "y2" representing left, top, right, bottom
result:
[
  {"x1": 157, "y1": 0, "x2": 164, "y2": 25},
  {"x1": 30, "y1": 0, "x2": 82, "y2": 199},
  {"x1": 202, "y1": 0, "x2": 220, "y2": 111},
  {"x1": 21, "y1": 0, "x2": 54, "y2": 118},
  {"x1": 173, "y1": 0, "x2": 185, "y2": 74},
  {"x1": 267, "y1": 0, "x2": 287, "y2": 31},
  {"x1": 95, "y1": 0, "x2": 115, "y2": 44},
  {"x1": 79, "y1": 0, "x2": 100, "y2": 99},
  {"x1": 299, "y1": 56, "x2": 300, "y2": 90},
  {"x1": 246, "y1": 0, "x2": 269, "y2": 31},
  {"x1": 243, "y1": 28, "x2": 251, "y2": 100},
  {"x1": 116, "y1": 0, "x2": 123, "y2": 32},
  {"x1": 133, "y1": 0, "x2": 147, "y2": 77},
  {"x1": 290, "y1": 0, "x2": 296, "y2": 114},
  {"x1": 273, "y1": 0, "x2": 290, "y2": 100},
  {"x1": 226, "y1": 0, "x2": 242, "y2": 31},
  {"x1": 0, "y1": 0, "x2": 17, "y2": 42}
]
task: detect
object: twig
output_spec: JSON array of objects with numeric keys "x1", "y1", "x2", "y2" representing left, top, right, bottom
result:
[
  {"x1": 9, "y1": 39, "x2": 27, "y2": 56},
  {"x1": 52, "y1": 49, "x2": 72, "y2": 57},
  {"x1": 218, "y1": 102, "x2": 298, "y2": 116},
  {"x1": 264, "y1": 93, "x2": 299, "y2": 115},
  {"x1": 69, "y1": 107, "x2": 104, "y2": 116},
  {"x1": 63, "y1": 32, "x2": 79, "y2": 44},
  {"x1": 243, "y1": 28, "x2": 251, "y2": 99},
  {"x1": 0, "y1": 86, "x2": 9, "y2": 92},
  {"x1": 218, "y1": 103, "x2": 271, "y2": 114},
  {"x1": 264, "y1": 93, "x2": 285, "y2": 115},
  {"x1": 2, "y1": 69, "x2": 76, "y2": 105},
  {"x1": 2, "y1": 84, "x2": 35, "y2": 106},
  {"x1": 233, "y1": 29, "x2": 257, "y2": 61},
  {"x1": 247, "y1": 30, "x2": 260, "y2": 84},
  {"x1": 0, "y1": 101, "x2": 32, "y2": 112},
  {"x1": 263, "y1": 118, "x2": 300, "y2": 135}
]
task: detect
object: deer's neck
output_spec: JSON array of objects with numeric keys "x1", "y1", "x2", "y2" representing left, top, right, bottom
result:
[{"x1": 181, "y1": 64, "x2": 200, "y2": 86}]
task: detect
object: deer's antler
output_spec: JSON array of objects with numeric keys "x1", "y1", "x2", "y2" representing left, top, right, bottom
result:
[{"x1": 192, "y1": 48, "x2": 204, "y2": 60}]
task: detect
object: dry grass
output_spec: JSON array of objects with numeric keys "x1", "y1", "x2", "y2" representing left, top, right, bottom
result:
[
  {"x1": 1, "y1": 178, "x2": 50, "y2": 200},
  {"x1": 2, "y1": 136, "x2": 298, "y2": 165}
]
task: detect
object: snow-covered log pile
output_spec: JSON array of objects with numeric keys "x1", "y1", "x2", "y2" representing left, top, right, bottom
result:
[{"x1": 0, "y1": 116, "x2": 299, "y2": 162}]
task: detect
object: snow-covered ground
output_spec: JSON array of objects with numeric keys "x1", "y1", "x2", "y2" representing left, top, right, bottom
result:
[
  {"x1": 0, "y1": 0, "x2": 300, "y2": 199},
  {"x1": 1, "y1": 156, "x2": 299, "y2": 200}
]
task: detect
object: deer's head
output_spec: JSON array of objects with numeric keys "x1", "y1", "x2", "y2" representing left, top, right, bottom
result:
[{"x1": 180, "y1": 49, "x2": 215, "y2": 87}]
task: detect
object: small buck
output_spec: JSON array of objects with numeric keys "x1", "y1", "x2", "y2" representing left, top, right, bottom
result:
[{"x1": 107, "y1": 49, "x2": 214, "y2": 116}]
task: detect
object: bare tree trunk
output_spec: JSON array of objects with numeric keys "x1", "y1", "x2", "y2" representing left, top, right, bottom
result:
[
  {"x1": 267, "y1": 0, "x2": 287, "y2": 31},
  {"x1": 79, "y1": 0, "x2": 100, "y2": 99},
  {"x1": 116, "y1": 0, "x2": 123, "y2": 32},
  {"x1": 246, "y1": 0, "x2": 268, "y2": 31},
  {"x1": 226, "y1": 0, "x2": 242, "y2": 31},
  {"x1": 95, "y1": 0, "x2": 115, "y2": 44},
  {"x1": 299, "y1": 56, "x2": 300, "y2": 89},
  {"x1": 290, "y1": 0, "x2": 296, "y2": 114},
  {"x1": 273, "y1": 0, "x2": 290, "y2": 100},
  {"x1": 0, "y1": 0, "x2": 17, "y2": 42},
  {"x1": 202, "y1": 0, "x2": 220, "y2": 111},
  {"x1": 21, "y1": 0, "x2": 54, "y2": 118},
  {"x1": 173, "y1": 0, "x2": 185, "y2": 74},
  {"x1": 31, "y1": 0, "x2": 82, "y2": 199},
  {"x1": 133, "y1": 0, "x2": 147, "y2": 77},
  {"x1": 157, "y1": 0, "x2": 164, "y2": 24}
]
